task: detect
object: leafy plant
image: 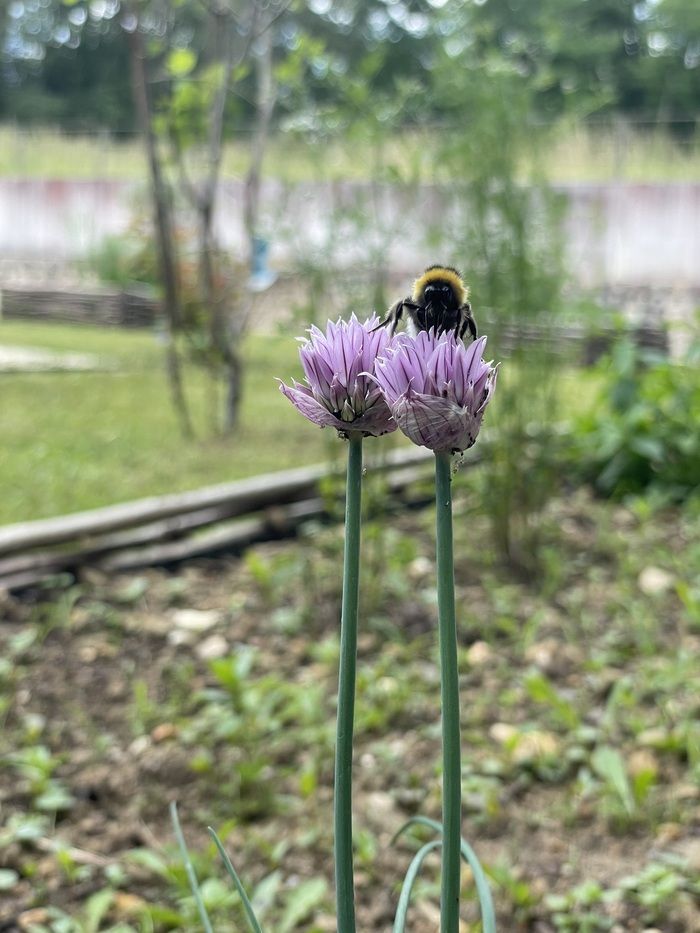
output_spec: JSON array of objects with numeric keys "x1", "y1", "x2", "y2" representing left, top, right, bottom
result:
[
  {"x1": 572, "y1": 335, "x2": 700, "y2": 501},
  {"x1": 545, "y1": 880, "x2": 616, "y2": 932},
  {"x1": 428, "y1": 53, "x2": 569, "y2": 574},
  {"x1": 7, "y1": 745, "x2": 75, "y2": 814}
]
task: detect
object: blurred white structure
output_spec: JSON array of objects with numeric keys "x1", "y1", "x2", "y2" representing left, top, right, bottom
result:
[{"x1": 0, "y1": 179, "x2": 697, "y2": 294}]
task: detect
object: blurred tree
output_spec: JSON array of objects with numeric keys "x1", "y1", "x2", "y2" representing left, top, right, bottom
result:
[
  {"x1": 1, "y1": 0, "x2": 134, "y2": 128},
  {"x1": 427, "y1": 6, "x2": 568, "y2": 574},
  {"x1": 2, "y1": 1, "x2": 697, "y2": 131},
  {"x1": 463, "y1": 0, "x2": 699, "y2": 126},
  {"x1": 121, "y1": 0, "x2": 292, "y2": 435}
]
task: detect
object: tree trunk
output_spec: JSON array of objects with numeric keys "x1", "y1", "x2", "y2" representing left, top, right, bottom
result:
[{"x1": 125, "y1": 14, "x2": 193, "y2": 439}]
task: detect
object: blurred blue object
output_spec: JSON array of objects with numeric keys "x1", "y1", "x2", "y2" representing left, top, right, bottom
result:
[{"x1": 248, "y1": 236, "x2": 278, "y2": 292}]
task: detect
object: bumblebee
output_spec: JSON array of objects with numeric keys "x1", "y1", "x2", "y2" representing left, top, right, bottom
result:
[{"x1": 375, "y1": 264, "x2": 477, "y2": 342}]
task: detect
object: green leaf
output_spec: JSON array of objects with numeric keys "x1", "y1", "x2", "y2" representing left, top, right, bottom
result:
[
  {"x1": 35, "y1": 783, "x2": 75, "y2": 813},
  {"x1": 525, "y1": 671, "x2": 580, "y2": 729},
  {"x1": 126, "y1": 847, "x2": 170, "y2": 878},
  {"x1": 167, "y1": 48, "x2": 197, "y2": 78},
  {"x1": 393, "y1": 840, "x2": 442, "y2": 932},
  {"x1": 84, "y1": 889, "x2": 115, "y2": 933},
  {"x1": 207, "y1": 827, "x2": 264, "y2": 933},
  {"x1": 278, "y1": 877, "x2": 328, "y2": 933},
  {"x1": 170, "y1": 802, "x2": 214, "y2": 933},
  {"x1": 252, "y1": 870, "x2": 283, "y2": 916},
  {"x1": 591, "y1": 745, "x2": 635, "y2": 814},
  {"x1": 392, "y1": 816, "x2": 496, "y2": 933}
]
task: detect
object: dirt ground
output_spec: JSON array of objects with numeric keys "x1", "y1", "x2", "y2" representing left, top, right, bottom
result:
[{"x1": 1, "y1": 486, "x2": 699, "y2": 931}]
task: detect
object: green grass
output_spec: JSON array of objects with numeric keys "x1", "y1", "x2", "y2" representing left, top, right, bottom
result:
[
  {"x1": 1, "y1": 124, "x2": 698, "y2": 183},
  {"x1": 0, "y1": 320, "x2": 337, "y2": 525},
  {"x1": 545, "y1": 123, "x2": 700, "y2": 183},
  {"x1": 0, "y1": 319, "x2": 600, "y2": 526}
]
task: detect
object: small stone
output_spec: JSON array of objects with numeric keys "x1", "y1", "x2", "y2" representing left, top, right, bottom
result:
[
  {"x1": 195, "y1": 634, "x2": 229, "y2": 661},
  {"x1": 490, "y1": 722, "x2": 517, "y2": 745},
  {"x1": 135, "y1": 614, "x2": 171, "y2": 637},
  {"x1": 19, "y1": 910, "x2": 50, "y2": 930},
  {"x1": 408, "y1": 556, "x2": 432, "y2": 580},
  {"x1": 525, "y1": 639, "x2": 558, "y2": 670},
  {"x1": 638, "y1": 566, "x2": 674, "y2": 595},
  {"x1": 512, "y1": 731, "x2": 560, "y2": 763},
  {"x1": 627, "y1": 749, "x2": 659, "y2": 778},
  {"x1": 168, "y1": 629, "x2": 195, "y2": 647},
  {"x1": 637, "y1": 727, "x2": 668, "y2": 748},
  {"x1": 467, "y1": 640, "x2": 493, "y2": 665},
  {"x1": 113, "y1": 892, "x2": 147, "y2": 916},
  {"x1": 151, "y1": 723, "x2": 178, "y2": 743},
  {"x1": 313, "y1": 917, "x2": 338, "y2": 933},
  {"x1": 128, "y1": 736, "x2": 150, "y2": 757},
  {"x1": 79, "y1": 644, "x2": 98, "y2": 663},
  {"x1": 171, "y1": 608, "x2": 221, "y2": 632},
  {"x1": 655, "y1": 822, "x2": 682, "y2": 844},
  {"x1": 673, "y1": 838, "x2": 700, "y2": 873}
]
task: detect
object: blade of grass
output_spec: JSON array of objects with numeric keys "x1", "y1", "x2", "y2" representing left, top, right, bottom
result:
[
  {"x1": 393, "y1": 816, "x2": 496, "y2": 933},
  {"x1": 393, "y1": 839, "x2": 442, "y2": 933},
  {"x1": 207, "y1": 826, "x2": 264, "y2": 933},
  {"x1": 169, "y1": 801, "x2": 214, "y2": 933}
]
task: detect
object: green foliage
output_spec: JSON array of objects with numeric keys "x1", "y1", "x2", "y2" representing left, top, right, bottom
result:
[
  {"x1": 545, "y1": 880, "x2": 614, "y2": 932},
  {"x1": 7, "y1": 745, "x2": 75, "y2": 814},
  {"x1": 429, "y1": 55, "x2": 569, "y2": 573},
  {"x1": 2, "y1": 490, "x2": 700, "y2": 926},
  {"x1": 572, "y1": 336, "x2": 700, "y2": 501},
  {"x1": 4, "y1": 0, "x2": 700, "y2": 135},
  {"x1": 590, "y1": 745, "x2": 635, "y2": 816},
  {"x1": 618, "y1": 857, "x2": 700, "y2": 926}
]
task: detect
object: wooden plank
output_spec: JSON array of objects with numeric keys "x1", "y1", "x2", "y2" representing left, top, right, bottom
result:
[
  {"x1": 0, "y1": 448, "x2": 435, "y2": 557},
  {"x1": 0, "y1": 503, "x2": 236, "y2": 577},
  {"x1": 0, "y1": 459, "x2": 438, "y2": 588},
  {"x1": 98, "y1": 500, "x2": 324, "y2": 572}
]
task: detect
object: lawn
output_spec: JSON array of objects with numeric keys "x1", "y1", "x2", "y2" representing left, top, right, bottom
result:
[
  {"x1": 0, "y1": 320, "x2": 336, "y2": 525},
  {"x1": 0, "y1": 319, "x2": 600, "y2": 526},
  {"x1": 1, "y1": 124, "x2": 699, "y2": 183}
]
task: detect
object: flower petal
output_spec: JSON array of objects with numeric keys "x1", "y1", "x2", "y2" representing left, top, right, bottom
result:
[{"x1": 278, "y1": 381, "x2": 341, "y2": 429}]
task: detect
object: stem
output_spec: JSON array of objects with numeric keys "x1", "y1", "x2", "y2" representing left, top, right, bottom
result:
[
  {"x1": 435, "y1": 451, "x2": 461, "y2": 932},
  {"x1": 334, "y1": 435, "x2": 363, "y2": 933}
]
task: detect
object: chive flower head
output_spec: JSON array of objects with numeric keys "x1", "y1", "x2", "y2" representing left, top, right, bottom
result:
[
  {"x1": 279, "y1": 314, "x2": 397, "y2": 438},
  {"x1": 373, "y1": 331, "x2": 497, "y2": 453}
]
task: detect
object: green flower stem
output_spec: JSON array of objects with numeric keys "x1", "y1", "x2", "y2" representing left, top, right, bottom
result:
[
  {"x1": 435, "y1": 451, "x2": 461, "y2": 933},
  {"x1": 334, "y1": 434, "x2": 363, "y2": 933}
]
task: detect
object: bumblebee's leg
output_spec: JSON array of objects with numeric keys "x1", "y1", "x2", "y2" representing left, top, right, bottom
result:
[
  {"x1": 459, "y1": 303, "x2": 477, "y2": 341},
  {"x1": 371, "y1": 298, "x2": 407, "y2": 335}
]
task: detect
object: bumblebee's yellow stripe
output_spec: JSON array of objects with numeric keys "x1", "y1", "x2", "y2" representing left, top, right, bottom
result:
[{"x1": 412, "y1": 266, "x2": 468, "y2": 305}]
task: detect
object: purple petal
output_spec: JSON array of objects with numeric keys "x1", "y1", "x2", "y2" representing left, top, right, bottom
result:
[{"x1": 279, "y1": 381, "x2": 341, "y2": 429}]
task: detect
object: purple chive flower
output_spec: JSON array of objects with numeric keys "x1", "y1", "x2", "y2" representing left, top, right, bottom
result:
[
  {"x1": 279, "y1": 314, "x2": 397, "y2": 438},
  {"x1": 373, "y1": 331, "x2": 498, "y2": 453}
]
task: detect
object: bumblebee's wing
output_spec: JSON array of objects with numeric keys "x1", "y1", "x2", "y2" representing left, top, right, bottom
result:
[{"x1": 372, "y1": 297, "x2": 412, "y2": 335}]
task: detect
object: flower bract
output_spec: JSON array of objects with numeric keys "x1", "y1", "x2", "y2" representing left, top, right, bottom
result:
[
  {"x1": 279, "y1": 314, "x2": 397, "y2": 438},
  {"x1": 373, "y1": 331, "x2": 498, "y2": 453}
]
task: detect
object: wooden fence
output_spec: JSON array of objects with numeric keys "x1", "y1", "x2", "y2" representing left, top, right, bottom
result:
[
  {"x1": 0, "y1": 448, "x2": 441, "y2": 592},
  {"x1": 0, "y1": 287, "x2": 158, "y2": 328}
]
